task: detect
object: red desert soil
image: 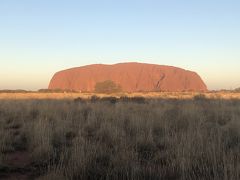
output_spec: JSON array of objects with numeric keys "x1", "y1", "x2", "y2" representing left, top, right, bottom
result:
[
  {"x1": 0, "y1": 124, "x2": 33, "y2": 180},
  {"x1": 5, "y1": 151, "x2": 31, "y2": 167},
  {"x1": 48, "y1": 62, "x2": 207, "y2": 92},
  {"x1": 1, "y1": 151, "x2": 32, "y2": 180}
]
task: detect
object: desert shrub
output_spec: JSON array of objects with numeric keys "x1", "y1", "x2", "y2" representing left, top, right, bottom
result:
[
  {"x1": 29, "y1": 108, "x2": 40, "y2": 119},
  {"x1": 100, "y1": 96, "x2": 118, "y2": 104},
  {"x1": 136, "y1": 140, "x2": 157, "y2": 162},
  {"x1": 119, "y1": 96, "x2": 146, "y2": 104},
  {"x1": 193, "y1": 93, "x2": 207, "y2": 101},
  {"x1": 73, "y1": 97, "x2": 86, "y2": 103},
  {"x1": 130, "y1": 96, "x2": 146, "y2": 104},
  {"x1": 94, "y1": 80, "x2": 122, "y2": 93},
  {"x1": 119, "y1": 96, "x2": 129, "y2": 102},
  {"x1": 90, "y1": 95, "x2": 100, "y2": 102}
]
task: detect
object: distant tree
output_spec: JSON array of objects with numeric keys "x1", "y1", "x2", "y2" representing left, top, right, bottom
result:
[
  {"x1": 95, "y1": 80, "x2": 122, "y2": 93},
  {"x1": 234, "y1": 87, "x2": 240, "y2": 92}
]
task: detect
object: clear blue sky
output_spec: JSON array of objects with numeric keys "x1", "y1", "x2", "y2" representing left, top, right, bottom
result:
[{"x1": 0, "y1": 0, "x2": 239, "y2": 90}]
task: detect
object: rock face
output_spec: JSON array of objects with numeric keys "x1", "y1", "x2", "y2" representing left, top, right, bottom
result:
[{"x1": 48, "y1": 62, "x2": 207, "y2": 92}]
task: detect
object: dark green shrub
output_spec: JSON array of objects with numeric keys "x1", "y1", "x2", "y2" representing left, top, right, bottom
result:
[
  {"x1": 94, "y1": 80, "x2": 122, "y2": 93},
  {"x1": 100, "y1": 97, "x2": 118, "y2": 104},
  {"x1": 119, "y1": 96, "x2": 129, "y2": 102},
  {"x1": 130, "y1": 96, "x2": 146, "y2": 104},
  {"x1": 90, "y1": 95, "x2": 100, "y2": 102},
  {"x1": 74, "y1": 97, "x2": 86, "y2": 103},
  {"x1": 119, "y1": 96, "x2": 146, "y2": 103},
  {"x1": 193, "y1": 94, "x2": 207, "y2": 101}
]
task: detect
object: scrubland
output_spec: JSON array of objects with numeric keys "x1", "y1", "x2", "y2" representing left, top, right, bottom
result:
[
  {"x1": 0, "y1": 96, "x2": 240, "y2": 179},
  {"x1": 0, "y1": 91, "x2": 240, "y2": 100}
]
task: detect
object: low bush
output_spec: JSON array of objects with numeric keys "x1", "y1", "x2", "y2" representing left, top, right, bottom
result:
[
  {"x1": 100, "y1": 97, "x2": 118, "y2": 104},
  {"x1": 94, "y1": 80, "x2": 122, "y2": 93},
  {"x1": 193, "y1": 93, "x2": 207, "y2": 101}
]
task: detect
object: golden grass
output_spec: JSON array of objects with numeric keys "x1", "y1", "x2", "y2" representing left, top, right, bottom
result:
[
  {"x1": 0, "y1": 98, "x2": 239, "y2": 179},
  {"x1": 0, "y1": 92, "x2": 240, "y2": 100}
]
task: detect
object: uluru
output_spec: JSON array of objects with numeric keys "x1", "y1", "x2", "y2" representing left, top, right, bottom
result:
[{"x1": 48, "y1": 62, "x2": 207, "y2": 92}]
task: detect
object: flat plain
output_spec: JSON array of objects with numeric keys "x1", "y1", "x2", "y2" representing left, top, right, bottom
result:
[
  {"x1": 0, "y1": 92, "x2": 240, "y2": 100},
  {"x1": 0, "y1": 93, "x2": 239, "y2": 179}
]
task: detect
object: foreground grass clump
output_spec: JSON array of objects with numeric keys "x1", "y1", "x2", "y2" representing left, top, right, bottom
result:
[{"x1": 0, "y1": 98, "x2": 239, "y2": 179}]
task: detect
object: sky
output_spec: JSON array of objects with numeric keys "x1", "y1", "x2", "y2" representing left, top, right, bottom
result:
[{"x1": 0, "y1": 0, "x2": 240, "y2": 90}]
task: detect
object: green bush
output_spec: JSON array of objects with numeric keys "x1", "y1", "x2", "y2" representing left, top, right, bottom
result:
[
  {"x1": 100, "y1": 96, "x2": 118, "y2": 104},
  {"x1": 119, "y1": 96, "x2": 146, "y2": 103},
  {"x1": 193, "y1": 94, "x2": 207, "y2": 101},
  {"x1": 94, "y1": 80, "x2": 122, "y2": 93}
]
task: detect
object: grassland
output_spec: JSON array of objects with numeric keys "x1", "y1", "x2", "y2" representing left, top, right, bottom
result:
[
  {"x1": 0, "y1": 91, "x2": 240, "y2": 100},
  {"x1": 0, "y1": 95, "x2": 240, "y2": 179}
]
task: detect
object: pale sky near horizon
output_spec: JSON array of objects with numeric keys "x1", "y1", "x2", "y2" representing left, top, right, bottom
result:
[{"x1": 0, "y1": 0, "x2": 240, "y2": 90}]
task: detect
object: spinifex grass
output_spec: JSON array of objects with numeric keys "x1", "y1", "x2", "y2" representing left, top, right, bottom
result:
[{"x1": 0, "y1": 98, "x2": 239, "y2": 179}]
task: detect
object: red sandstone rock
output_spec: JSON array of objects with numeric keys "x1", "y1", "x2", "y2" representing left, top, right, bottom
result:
[{"x1": 48, "y1": 62, "x2": 207, "y2": 92}]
